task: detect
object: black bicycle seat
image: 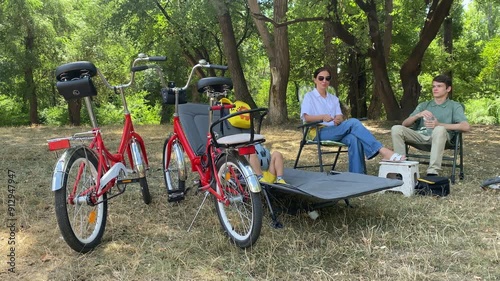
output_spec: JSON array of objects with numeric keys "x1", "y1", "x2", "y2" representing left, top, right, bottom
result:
[
  {"x1": 196, "y1": 77, "x2": 233, "y2": 93},
  {"x1": 55, "y1": 61, "x2": 98, "y2": 81}
]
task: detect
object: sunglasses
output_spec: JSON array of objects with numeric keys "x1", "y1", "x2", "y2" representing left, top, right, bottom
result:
[{"x1": 317, "y1": 76, "x2": 331, "y2": 82}]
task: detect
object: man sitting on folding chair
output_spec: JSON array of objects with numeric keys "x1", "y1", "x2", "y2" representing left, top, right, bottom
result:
[{"x1": 391, "y1": 74, "x2": 471, "y2": 177}]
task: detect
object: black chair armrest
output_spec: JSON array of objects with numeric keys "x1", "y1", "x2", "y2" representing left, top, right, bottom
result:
[
  {"x1": 297, "y1": 120, "x2": 322, "y2": 129},
  {"x1": 448, "y1": 130, "x2": 462, "y2": 146}
]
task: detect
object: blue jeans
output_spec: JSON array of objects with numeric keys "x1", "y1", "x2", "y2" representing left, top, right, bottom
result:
[{"x1": 316, "y1": 118, "x2": 383, "y2": 174}]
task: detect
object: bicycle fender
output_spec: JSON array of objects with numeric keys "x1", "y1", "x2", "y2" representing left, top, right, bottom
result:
[
  {"x1": 51, "y1": 146, "x2": 97, "y2": 191},
  {"x1": 172, "y1": 142, "x2": 188, "y2": 182}
]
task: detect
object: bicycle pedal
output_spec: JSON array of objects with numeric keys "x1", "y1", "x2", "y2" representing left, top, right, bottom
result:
[
  {"x1": 117, "y1": 178, "x2": 140, "y2": 185},
  {"x1": 167, "y1": 192, "x2": 185, "y2": 202}
]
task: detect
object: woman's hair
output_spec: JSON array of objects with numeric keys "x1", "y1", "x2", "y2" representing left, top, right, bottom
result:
[{"x1": 313, "y1": 66, "x2": 331, "y2": 78}]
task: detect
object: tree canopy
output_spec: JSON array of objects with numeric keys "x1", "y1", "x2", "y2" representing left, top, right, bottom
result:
[{"x1": 1, "y1": 0, "x2": 499, "y2": 126}]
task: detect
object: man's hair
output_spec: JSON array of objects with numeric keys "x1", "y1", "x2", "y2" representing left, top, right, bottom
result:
[{"x1": 433, "y1": 74, "x2": 452, "y2": 88}]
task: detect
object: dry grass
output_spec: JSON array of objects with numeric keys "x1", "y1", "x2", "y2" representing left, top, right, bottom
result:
[{"x1": 1, "y1": 122, "x2": 500, "y2": 280}]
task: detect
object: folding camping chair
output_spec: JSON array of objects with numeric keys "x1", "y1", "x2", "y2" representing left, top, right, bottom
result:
[
  {"x1": 293, "y1": 120, "x2": 348, "y2": 172},
  {"x1": 405, "y1": 131, "x2": 464, "y2": 184}
]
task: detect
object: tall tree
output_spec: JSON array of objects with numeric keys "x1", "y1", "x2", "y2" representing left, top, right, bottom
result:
[
  {"x1": 248, "y1": 0, "x2": 290, "y2": 124},
  {"x1": 399, "y1": 0, "x2": 454, "y2": 118},
  {"x1": 0, "y1": 0, "x2": 72, "y2": 125},
  {"x1": 209, "y1": 0, "x2": 256, "y2": 108},
  {"x1": 2, "y1": 0, "x2": 40, "y2": 124},
  {"x1": 355, "y1": 0, "x2": 401, "y2": 120}
]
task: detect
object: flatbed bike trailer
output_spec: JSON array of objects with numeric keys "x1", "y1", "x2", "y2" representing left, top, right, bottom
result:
[
  {"x1": 177, "y1": 102, "x2": 403, "y2": 229},
  {"x1": 259, "y1": 169, "x2": 402, "y2": 227}
]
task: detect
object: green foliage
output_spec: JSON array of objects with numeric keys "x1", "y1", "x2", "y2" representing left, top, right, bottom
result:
[
  {"x1": 478, "y1": 37, "x2": 500, "y2": 83},
  {"x1": 0, "y1": 96, "x2": 29, "y2": 126},
  {"x1": 40, "y1": 91, "x2": 161, "y2": 126},
  {"x1": 464, "y1": 97, "x2": 500, "y2": 125},
  {"x1": 3, "y1": 0, "x2": 500, "y2": 126},
  {"x1": 93, "y1": 103, "x2": 123, "y2": 125},
  {"x1": 40, "y1": 104, "x2": 69, "y2": 126},
  {"x1": 125, "y1": 91, "x2": 161, "y2": 125}
]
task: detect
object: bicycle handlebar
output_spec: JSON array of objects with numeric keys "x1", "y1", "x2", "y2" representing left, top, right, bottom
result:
[
  {"x1": 163, "y1": 59, "x2": 228, "y2": 94},
  {"x1": 147, "y1": 56, "x2": 167, "y2": 61},
  {"x1": 98, "y1": 53, "x2": 167, "y2": 92},
  {"x1": 208, "y1": 64, "x2": 228, "y2": 71}
]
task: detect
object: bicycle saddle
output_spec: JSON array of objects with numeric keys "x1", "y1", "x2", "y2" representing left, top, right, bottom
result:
[
  {"x1": 196, "y1": 77, "x2": 233, "y2": 93},
  {"x1": 55, "y1": 61, "x2": 98, "y2": 81}
]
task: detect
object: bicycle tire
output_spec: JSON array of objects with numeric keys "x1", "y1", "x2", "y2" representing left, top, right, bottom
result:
[
  {"x1": 133, "y1": 142, "x2": 151, "y2": 205},
  {"x1": 139, "y1": 177, "x2": 151, "y2": 204},
  {"x1": 481, "y1": 177, "x2": 500, "y2": 190},
  {"x1": 54, "y1": 147, "x2": 107, "y2": 253},
  {"x1": 214, "y1": 154, "x2": 263, "y2": 248},
  {"x1": 162, "y1": 137, "x2": 186, "y2": 201}
]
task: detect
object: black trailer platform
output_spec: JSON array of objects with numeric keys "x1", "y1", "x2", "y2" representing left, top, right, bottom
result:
[{"x1": 260, "y1": 168, "x2": 403, "y2": 227}]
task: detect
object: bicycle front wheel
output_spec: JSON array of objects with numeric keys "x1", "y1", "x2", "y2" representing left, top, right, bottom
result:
[
  {"x1": 214, "y1": 154, "x2": 263, "y2": 248},
  {"x1": 131, "y1": 140, "x2": 151, "y2": 205},
  {"x1": 54, "y1": 147, "x2": 107, "y2": 253}
]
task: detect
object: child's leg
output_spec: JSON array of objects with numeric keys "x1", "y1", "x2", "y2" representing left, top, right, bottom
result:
[
  {"x1": 249, "y1": 153, "x2": 263, "y2": 176},
  {"x1": 269, "y1": 151, "x2": 285, "y2": 178}
]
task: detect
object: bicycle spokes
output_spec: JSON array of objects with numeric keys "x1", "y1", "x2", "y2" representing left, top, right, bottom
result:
[{"x1": 220, "y1": 166, "x2": 249, "y2": 203}]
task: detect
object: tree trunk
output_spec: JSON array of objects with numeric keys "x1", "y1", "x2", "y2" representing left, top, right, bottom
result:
[
  {"x1": 323, "y1": 21, "x2": 339, "y2": 93},
  {"x1": 68, "y1": 100, "x2": 81, "y2": 126},
  {"x1": 384, "y1": 0, "x2": 393, "y2": 61},
  {"x1": 367, "y1": 87, "x2": 382, "y2": 119},
  {"x1": 24, "y1": 25, "x2": 39, "y2": 125},
  {"x1": 357, "y1": 0, "x2": 401, "y2": 120},
  {"x1": 210, "y1": 0, "x2": 256, "y2": 109},
  {"x1": 347, "y1": 50, "x2": 368, "y2": 119},
  {"x1": 443, "y1": 14, "x2": 453, "y2": 99},
  {"x1": 248, "y1": 0, "x2": 289, "y2": 124}
]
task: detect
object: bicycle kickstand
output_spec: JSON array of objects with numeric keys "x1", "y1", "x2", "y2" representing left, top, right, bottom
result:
[{"x1": 187, "y1": 191, "x2": 210, "y2": 232}]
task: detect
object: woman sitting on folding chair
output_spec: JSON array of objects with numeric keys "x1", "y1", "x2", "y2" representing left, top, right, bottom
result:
[{"x1": 300, "y1": 66, "x2": 405, "y2": 174}]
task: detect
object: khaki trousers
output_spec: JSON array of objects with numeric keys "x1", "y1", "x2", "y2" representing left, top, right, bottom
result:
[{"x1": 391, "y1": 125, "x2": 450, "y2": 175}]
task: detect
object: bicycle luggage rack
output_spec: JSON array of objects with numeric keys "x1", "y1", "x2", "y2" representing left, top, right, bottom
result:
[{"x1": 47, "y1": 131, "x2": 96, "y2": 151}]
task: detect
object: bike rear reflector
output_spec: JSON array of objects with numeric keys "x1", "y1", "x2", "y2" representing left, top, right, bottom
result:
[
  {"x1": 48, "y1": 139, "x2": 71, "y2": 151},
  {"x1": 238, "y1": 145, "x2": 256, "y2": 155}
]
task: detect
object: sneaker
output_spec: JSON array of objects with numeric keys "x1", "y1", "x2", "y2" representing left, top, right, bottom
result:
[
  {"x1": 258, "y1": 175, "x2": 268, "y2": 184},
  {"x1": 275, "y1": 178, "x2": 287, "y2": 184}
]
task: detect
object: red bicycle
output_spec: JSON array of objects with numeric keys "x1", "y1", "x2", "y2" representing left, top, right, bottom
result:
[
  {"x1": 47, "y1": 54, "x2": 165, "y2": 253},
  {"x1": 162, "y1": 60, "x2": 267, "y2": 248}
]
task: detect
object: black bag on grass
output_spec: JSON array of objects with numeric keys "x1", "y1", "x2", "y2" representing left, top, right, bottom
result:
[{"x1": 415, "y1": 176, "x2": 450, "y2": 197}]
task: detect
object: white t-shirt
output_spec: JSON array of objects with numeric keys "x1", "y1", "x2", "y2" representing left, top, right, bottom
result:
[{"x1": 300, "y1": 88, "x2": 342, "y2": 127}]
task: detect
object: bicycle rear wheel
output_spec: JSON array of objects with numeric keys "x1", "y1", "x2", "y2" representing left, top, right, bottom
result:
[
  {"x1": 214, "y1": 154, "x2": 262, "y2": 248},
  {"x1": 162, "y1": 137, "x2": 186, "y2": 202},
  {"x1": 54, "y1": 147, "x2": 107, "y2": 253}
]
